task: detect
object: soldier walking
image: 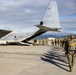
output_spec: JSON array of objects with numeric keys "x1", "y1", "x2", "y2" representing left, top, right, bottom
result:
[{"x1": 64, "y1": 35, "x2": 76, "y2": 72}]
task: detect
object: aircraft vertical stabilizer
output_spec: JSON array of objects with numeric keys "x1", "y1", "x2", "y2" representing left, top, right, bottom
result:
[{"x1": 40, "y1": 1, "x2": 60, "y2": 29}]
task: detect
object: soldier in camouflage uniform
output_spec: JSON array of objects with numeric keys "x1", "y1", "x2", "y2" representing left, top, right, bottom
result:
[{"x1": 64, "y1": 35, "x2": 76, "y2": 72}]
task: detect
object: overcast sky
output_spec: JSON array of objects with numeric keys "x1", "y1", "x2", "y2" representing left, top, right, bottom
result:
[{"x1": 0, "y1": 0, "x2": 76, "y2": 35}]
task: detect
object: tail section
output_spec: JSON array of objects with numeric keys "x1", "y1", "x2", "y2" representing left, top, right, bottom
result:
[
  {"x1": 36, "y1": 1, "x2": 61, "y2": 31},
  {"x1": 22, "y1": 1, "x2": 61, "y2": 42}
]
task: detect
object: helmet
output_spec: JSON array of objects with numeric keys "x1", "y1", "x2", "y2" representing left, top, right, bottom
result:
[{"x1": 69, "y1": 35, "x2": 75, "y2": 39}]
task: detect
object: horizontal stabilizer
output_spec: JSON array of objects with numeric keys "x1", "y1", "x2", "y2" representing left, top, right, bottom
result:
[{"x1": 35, "y1": 25, "x2": 60, "y2": 32}]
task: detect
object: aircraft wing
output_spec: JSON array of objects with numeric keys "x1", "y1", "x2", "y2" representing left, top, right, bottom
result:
[{"x1": 0, "y1": 29, "x2": 12, "y2": 38}]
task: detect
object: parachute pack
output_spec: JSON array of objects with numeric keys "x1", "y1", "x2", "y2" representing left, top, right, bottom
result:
[{"x1": 68, "y1": 40, "x2": 76, "y2": 50}]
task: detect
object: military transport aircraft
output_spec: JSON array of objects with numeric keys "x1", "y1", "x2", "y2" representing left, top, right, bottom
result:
[{"x1": 0, "y1": 1, "x2": 61, "y2": 45}]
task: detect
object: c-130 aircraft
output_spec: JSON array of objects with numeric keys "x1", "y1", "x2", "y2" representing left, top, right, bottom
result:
[{"x1": 0, "y1": 1, "x2": 61, "y2": 45}]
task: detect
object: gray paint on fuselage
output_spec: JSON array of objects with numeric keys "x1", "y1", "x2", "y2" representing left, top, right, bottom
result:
[{"x1": 0, "y1": 26, "x2": 39, "y2": 42}]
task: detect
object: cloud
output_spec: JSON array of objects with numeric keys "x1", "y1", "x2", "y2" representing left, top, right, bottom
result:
[
  {"x1": 60, "y1": 15, "x2": 76, "y2": 35},
  {"x1": 57, "y1": 0, "x2": 76, "y2": 16},
  {"x1": 0, "y1": 0, "x2": 75, "y2": 36}
]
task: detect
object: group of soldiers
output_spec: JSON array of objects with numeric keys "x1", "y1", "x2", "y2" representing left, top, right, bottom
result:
[
  {"x1": 52, "y1": 35, "x2": 76, "y2": 72},
  {"x1": 51, "y1": 39, "x2": 61, "y2": 47},
  {"x1": 34, "y1": 39, "x2": 49, "y2": 46},
  {"x1": 34, "y1": 38, "x2": 65, "y2": 46},
  {"x1": 51, "y1": 38, "x2": 68, "y2": 47},
  {"x1": 34, "y1": 35, "x2": 76, "y2": 72}
]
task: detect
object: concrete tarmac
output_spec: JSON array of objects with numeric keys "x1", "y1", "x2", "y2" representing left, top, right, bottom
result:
[{"x1": 0, "y1": 46, "x2": 76, "y2": 75}]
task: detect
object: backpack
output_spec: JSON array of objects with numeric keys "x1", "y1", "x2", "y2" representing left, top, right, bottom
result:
[
  {"x1": 74, "y1": 39, "x2": 76, "y2": 48},
  {"x1": 68, "y1": 40, "x2": 75, "y2": 50}
]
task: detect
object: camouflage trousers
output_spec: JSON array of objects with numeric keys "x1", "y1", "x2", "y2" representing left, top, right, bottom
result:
[{"x1": 67, "y1": 50, "x2": 76, "y2": 71}]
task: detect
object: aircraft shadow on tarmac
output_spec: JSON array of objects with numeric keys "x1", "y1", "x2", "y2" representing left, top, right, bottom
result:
[{"x1": 41, "y1": 47, "x2": 69, "y2": 72}]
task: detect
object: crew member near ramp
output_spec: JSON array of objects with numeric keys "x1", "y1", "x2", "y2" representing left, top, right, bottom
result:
[{"x1": 64, "y1": 35, "x2": 76, "y2": 72}]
